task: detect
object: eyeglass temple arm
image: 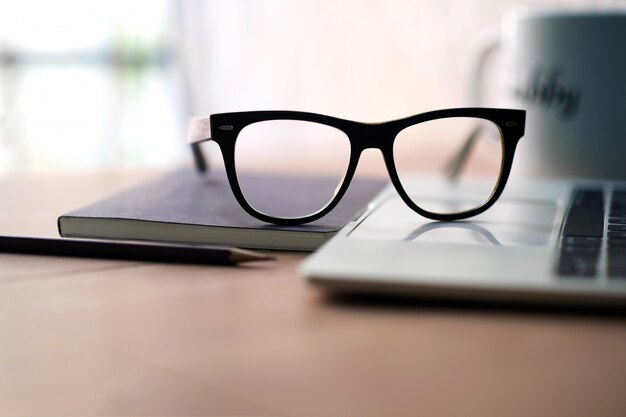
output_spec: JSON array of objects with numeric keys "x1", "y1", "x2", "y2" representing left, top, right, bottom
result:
[
  {"x1": 188, "y1": 116, "x2": 212, "y2": 173},
  {"x1": 444, "y1": 125, "x2": 483, "y2": 183}
]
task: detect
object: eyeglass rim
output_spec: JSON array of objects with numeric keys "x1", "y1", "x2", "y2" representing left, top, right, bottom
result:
[{"x1": 191, "y1": 107, "x2": 525, "y2": 225}]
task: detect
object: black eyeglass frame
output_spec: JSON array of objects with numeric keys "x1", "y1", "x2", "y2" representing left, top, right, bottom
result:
[{"x1": 188, "y1": 108, "x2": 525, "y2": 225}]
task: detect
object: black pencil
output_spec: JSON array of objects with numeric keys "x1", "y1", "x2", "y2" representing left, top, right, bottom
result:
[{"x1": 0, "y1": 235, "x2": 274, "y2": 265}]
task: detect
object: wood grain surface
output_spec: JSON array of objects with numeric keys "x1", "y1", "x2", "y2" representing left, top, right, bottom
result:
[{"x1": 1, "y1": 170, "x2": 626, "y2": 417}]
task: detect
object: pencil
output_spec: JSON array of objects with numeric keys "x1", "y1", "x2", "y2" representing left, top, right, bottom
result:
[{"x1": 0, "y1": 235, "x2": 274, "y2": 266}]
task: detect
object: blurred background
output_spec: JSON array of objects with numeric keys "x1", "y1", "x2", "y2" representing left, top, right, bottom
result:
[{"x1": 0, "y1": 0, "x2": 620, "y2": 175}]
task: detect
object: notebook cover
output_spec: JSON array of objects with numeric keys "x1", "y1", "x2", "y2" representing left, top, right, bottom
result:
[{"x1": 58, "y1": 169, "x2": 387, "y2": 250}]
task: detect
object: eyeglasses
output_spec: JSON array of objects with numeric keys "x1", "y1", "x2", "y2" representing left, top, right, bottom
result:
[{"x1": 188, "y1": 108, "x2": 525, "y2": 225}]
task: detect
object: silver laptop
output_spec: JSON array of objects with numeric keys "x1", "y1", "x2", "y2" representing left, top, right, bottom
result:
[{"x1": 301, "y1": 177, "x2": 626, "y2": 307}]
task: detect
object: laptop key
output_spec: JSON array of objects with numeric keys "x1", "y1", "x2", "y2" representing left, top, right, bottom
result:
[
  {"x1": 608, "y1": 231, "x2": 626, "y2": 240},
  {"x1": 561, "y1": 236, "x2": 602, "y2": 248},
  {"x1": 557, "y1": 188, "x2": 605, "y2": 278},
  {"x1": 562, "y1": 189, "x2": 605, "y2": 238},
  {"x1": 608, "y1": 248, "x2": 626, "y2": 268},
  {"x1": 608, "y1": 224, "x2": 626, "y2": 232},
  {"x1": 608, "y1": 194, "x2": 626, "y2": 279},
  {"x1": 608, "y1": 252, "x2": 626, "y2": 279},
  {"x1": 608, "y1": 239, "x2": 626, "y2": 248}
]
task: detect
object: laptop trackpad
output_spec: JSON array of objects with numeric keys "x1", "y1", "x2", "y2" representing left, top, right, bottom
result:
[{"x1": 348, "y1": 196, "x2": 559, "y2": 247}]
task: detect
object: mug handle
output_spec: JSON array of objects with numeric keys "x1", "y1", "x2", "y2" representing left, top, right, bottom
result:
[{"x1": 467, "y1": 27, "x2": 501, "y2": 106}]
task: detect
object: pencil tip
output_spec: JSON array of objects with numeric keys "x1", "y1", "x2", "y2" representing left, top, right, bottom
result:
[{"x1": 229, "y1": 248, "x2": 275, "y2": 264}]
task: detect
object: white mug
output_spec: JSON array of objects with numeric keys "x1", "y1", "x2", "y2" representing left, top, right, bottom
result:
[{"x1": 471, "y1": 8, "x2": 626, "y2": 179}]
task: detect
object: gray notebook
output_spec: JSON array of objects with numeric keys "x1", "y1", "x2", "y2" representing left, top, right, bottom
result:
[{"x1": 58, "y1": 169, "x2": 386, "y2": 251}]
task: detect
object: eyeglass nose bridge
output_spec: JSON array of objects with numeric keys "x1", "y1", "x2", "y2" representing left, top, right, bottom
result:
[{"x1": 349, "y1": 123, "x2": 395, "y2": 154}]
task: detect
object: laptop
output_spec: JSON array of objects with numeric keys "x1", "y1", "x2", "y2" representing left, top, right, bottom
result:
[{"x1": 301, "y1": 176, "x2": 626, "y2": 307}]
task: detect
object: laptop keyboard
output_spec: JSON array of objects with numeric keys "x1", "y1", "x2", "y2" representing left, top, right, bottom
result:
[{"x1": 557, "y1": 187, "x2": 626, "y2": 279}]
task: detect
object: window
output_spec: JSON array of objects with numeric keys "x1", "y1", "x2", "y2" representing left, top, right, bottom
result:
[{"x1": 0, "y1": 0, "x2": 185, "y2": 173}]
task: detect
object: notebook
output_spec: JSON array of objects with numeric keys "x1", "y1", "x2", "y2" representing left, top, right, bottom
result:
[
  {"x1": 301, "y1": 177, "x2": 626, "y2": 307},
  {"x1": 58, "y1": 169, "x2": 385, "y2": 251}
]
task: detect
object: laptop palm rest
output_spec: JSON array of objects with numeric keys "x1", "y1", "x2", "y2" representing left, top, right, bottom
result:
[{"x1": 302, "y1": 181, "x2": 626, "y2": 307}]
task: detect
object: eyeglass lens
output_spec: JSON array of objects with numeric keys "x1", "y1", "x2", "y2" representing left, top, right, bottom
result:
[
  {"x1": 234, "y1": 120, "x2": 351, "y2": 218},
  {"x1": 393, "y1": 117, "x2": 504, "y2": 214}
]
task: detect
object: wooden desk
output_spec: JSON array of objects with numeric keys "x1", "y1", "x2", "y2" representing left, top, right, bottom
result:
[{"x1": 1, "y1": 171, "x2": 626, "y2": 417}]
